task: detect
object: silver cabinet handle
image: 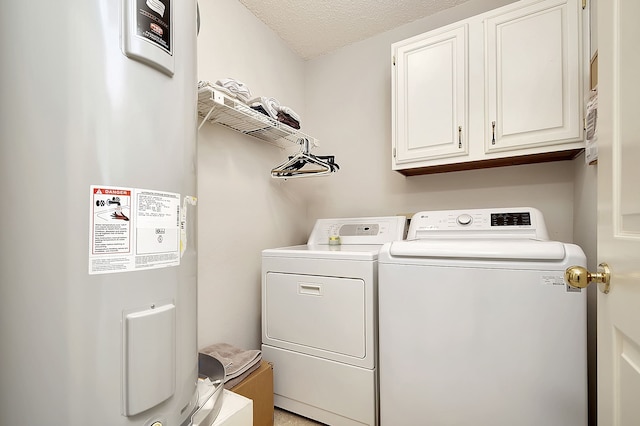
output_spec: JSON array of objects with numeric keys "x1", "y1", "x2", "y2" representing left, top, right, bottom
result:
[{"x1": 491, "y1": 121, "x2": 496, "y2": 145}]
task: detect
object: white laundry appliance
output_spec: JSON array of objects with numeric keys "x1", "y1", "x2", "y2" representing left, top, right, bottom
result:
[
  {"x1": 378, "y1": 208, "x2": 587, "y2": 426},
  {"x1": 262, "y1": 216, "x2": 407, "y2": 426}
]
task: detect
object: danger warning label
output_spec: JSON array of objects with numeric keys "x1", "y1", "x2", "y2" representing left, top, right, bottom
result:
[{"x1": 89, "y1": 185, "x2": 180, "y2": 275}]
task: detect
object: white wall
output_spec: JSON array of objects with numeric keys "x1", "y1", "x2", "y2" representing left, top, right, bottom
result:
[
  {"x1": 197, "y1": 0, "x2": 311, "y2": 350},
  {"x1": 575, "y1": 4, "x2": 599, "y2": 425},
  {"x1": 197, "y1": 0, "x2": 596, "y2": 356},
  {"x1": 572, "y1": 153, "x2": 598, "y2": 426},
  {"x1": 304, "y1": 11, "x2": 597, "y2": 423},
  {"x1": 302, "y1": 0, "x2": 576, "y2": 243}
]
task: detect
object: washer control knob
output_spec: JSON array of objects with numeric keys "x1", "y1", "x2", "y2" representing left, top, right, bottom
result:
[{"x1": 457, "y1": 214, "x2": 473, "y2": 226}]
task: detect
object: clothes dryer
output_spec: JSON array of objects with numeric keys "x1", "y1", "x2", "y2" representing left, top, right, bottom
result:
[
  {"x1": 262, "y1": 216, "x2": 406, "y2": 426},
  {"x1": 378, "y1": 207, "x2": 587, "y2": 426}
]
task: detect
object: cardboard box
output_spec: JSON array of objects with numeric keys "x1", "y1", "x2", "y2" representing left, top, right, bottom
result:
[{"x1": 231, "y1": 361, "x2": 274, "y2": 426}]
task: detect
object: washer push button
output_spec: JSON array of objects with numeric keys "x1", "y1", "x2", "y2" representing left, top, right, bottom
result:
[{"x1": 456, "y1": 214, "x2": 473, "y2": 226}]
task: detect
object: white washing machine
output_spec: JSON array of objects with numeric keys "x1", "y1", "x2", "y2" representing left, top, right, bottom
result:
[
  {"x1": 378, "y1": 207, "x2": 587, "y2": 426},
  {"x1": 262, "y1": 216, "x2": 406, "y2": 426}
]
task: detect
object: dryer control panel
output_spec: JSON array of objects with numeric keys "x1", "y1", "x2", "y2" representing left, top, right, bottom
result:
[
  {"x1": 408, "y1": 207, "x2": 549, "y2": 240},
  {"x1": 308, "y1": 216, "x2": 406, "y2": 245}
]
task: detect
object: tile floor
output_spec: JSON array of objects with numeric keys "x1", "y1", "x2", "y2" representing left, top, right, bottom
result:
[{"x1": 274, "y1": 408, "x2": 325, "y2": 425}]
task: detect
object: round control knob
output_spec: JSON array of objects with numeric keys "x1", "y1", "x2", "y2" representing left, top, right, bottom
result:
[{"x1": 457, "y1": 214, "x2": 473, "y2": 226}]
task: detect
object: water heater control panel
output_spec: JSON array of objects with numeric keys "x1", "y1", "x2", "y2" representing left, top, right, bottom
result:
[{"x1": 122, "y1": 0, "x2": 175, "y2": 76}]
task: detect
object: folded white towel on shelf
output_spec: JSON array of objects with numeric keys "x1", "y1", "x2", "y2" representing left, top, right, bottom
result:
[
  {"x1": 198, "y1": 80, "x2": 237, "y2": 98},
  {"x1": 248, "y1": 96, "x2": 280, "y2": 120},
  {"x1": 216, "y1": 78, "x2": 252, "y2": 103},
  {"x1": 274, "y1": 105, "x2": 301, "y2": 122}
]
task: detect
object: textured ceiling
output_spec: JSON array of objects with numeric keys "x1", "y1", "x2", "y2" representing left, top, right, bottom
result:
[{"x1": 237, "y1": 0, "x2": 471, "y2": 60}]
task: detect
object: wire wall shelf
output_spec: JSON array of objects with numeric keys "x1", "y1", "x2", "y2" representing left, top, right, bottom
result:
[{"x1": 197, "y1": 87, "x2": 317, "y2": 149}]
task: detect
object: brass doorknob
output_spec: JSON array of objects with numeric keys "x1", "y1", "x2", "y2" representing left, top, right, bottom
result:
[{"x1": 564, "y1": 263, "x2": 611, "y2": 294}]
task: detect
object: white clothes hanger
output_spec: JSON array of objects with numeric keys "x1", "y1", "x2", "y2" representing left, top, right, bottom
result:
[{"x1": 271, "y1": 138, "x2": 339, "y2": 179}]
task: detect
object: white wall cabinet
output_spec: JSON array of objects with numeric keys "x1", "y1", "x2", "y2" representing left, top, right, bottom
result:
[
  {"x1": 392, "y1": 0, "x2": 585, "y2": 176},
  {"x1": 392, "y1": 24, "x2": 468, "y2": 165},
  {"x1": 485, "y1": 0, "x2": 582, "y2": 153}
]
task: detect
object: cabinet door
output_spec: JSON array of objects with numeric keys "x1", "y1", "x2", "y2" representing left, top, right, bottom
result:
[
  {"x1": 485, "y1": 0, "x2": 582, "y2": 153},
  {"x1": 392, "y1": 24, "x2": 468, "y2": 167}
]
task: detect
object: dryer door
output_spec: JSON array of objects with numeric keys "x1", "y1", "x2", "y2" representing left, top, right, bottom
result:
[{"x1": 264, "y1": 272, "x2": 366, "y2": 360}]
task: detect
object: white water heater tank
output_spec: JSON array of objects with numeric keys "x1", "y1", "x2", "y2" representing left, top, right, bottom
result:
[{"x1": 0, "y1": 1, "x2": 199, "y2": 425}]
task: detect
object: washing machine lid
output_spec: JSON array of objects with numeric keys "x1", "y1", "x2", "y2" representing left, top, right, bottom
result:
[
  {"x1": 262, "y1": 244, "x2": 385, "y2": 261},
  {"x1": 387, "y1": 238, "x2": 566, "y2": 261}
]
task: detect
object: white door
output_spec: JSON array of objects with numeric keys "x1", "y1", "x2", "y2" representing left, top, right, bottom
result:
[{"x1": 597, "y1": 0, "x2": 640, "y2": 424}]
